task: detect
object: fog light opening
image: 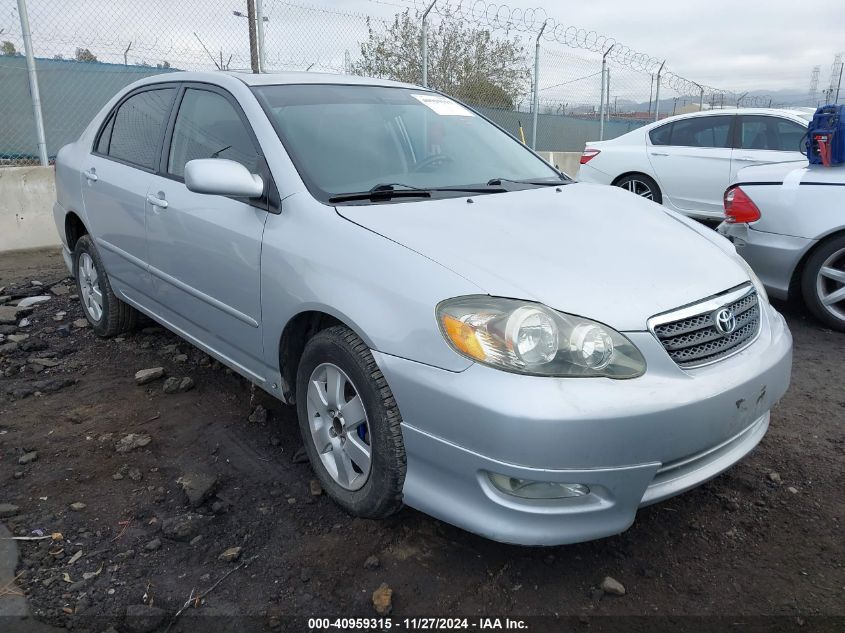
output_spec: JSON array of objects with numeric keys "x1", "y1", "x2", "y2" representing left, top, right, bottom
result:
[{"x1": 487, "y1": 472, "x2": 590, "y2": 499}]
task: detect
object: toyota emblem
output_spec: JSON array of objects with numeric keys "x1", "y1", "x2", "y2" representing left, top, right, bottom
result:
[{"x1": 714, "y1": 308, "x2": 737, "y2": 335}]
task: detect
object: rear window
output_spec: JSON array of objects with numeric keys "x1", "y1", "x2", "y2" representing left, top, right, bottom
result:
[
  {"x1": 649, "y1": 123, "x2": 672, "y2": 146},
  {"x1": 103, "y1": 88, "x2": 175, "y2": 170}
]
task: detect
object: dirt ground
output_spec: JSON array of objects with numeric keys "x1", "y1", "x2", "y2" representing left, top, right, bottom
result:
[{"x1": 1, "y1": 248, "x2": 843, "y2": 633}]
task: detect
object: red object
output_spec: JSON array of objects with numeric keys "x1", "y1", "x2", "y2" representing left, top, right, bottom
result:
[
  {"x1": 580, "y1": 148, "x2": 601, "y2": 164},
  {"x1": 723, "y1": 186, "x2": 761, "y2": 224},
  {"x1": 814, "y1": 134, "x2": 832, "y2": 167}
]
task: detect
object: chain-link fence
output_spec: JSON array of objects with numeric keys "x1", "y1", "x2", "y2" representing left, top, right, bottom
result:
[{"x1": 0, "y1": 0, "x2": 818, "y2": 166}]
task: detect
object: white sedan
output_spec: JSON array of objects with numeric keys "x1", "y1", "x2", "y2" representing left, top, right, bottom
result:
[{"x1": 578, "y1": 108, "x2": 812, "y2": 220}]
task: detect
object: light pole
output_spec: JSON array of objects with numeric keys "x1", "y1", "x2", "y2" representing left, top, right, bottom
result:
[{"x1": 17, "y1": 0, "x2": 48, "y2": 165}]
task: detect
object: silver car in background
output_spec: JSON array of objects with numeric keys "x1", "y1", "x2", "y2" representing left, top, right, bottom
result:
[
  {"x1": 53, "y1": 71, "x2": 792, "y2": 545},
  {"x1": 719, "y1": 160, "x2": 845, "y2": 332}
]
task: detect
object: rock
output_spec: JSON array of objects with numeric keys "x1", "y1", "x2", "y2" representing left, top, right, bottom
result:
[
  {"x1": 16, "y1": 295, "x2": 51, "y2": 308},
  {"x1": 128, "y1": 468, "x2": 143, "y2": 482},
  {"x1": 173, "y1": 354, "x2": 189, "y2": 363},
  {"x1": 144, "y1": 538, "x2": 162, "y2": 552},
  {"x1": 309, "y1": 479, "x2": 323, "y2": 496},
  {"x1": 124, "y1": 604, "x2": 167, "y2": 633},
  {"x1": 600, "y1": 576, "x2": 626, "y2": 596},
  {"x1": 163, "y1": 376, "x2": 195, "y2": 394},
  {"x1": 116, "y1": 433, "x2": 152, "y2": 453},
  {"x1": 177, "y1": 472, "x2": 218, "y2": 507},
  {"x1": 0, "y1": 503, "x2": 20, "y2": 518},
  {"x1": 7, "y1": 333, "x2": 29, "y2": 343},
  {"x1": 29, "y1": 357, "x2": 60, "y2": 368},
  {"x1": 787, "y1": 486, "x2": 798, "y2": 494},
  {"x1": 363, "y1": 555, "x2": 380, "y2": 570},
  {"x1": 768, "y1": 471, "x2": 782, "y2": 484},
  {"x1": 372, "y1": 583, "x2": 393, "y2": 615},
  {"x1": 0, "y1": 341, "x2": 18, "y2": 355},
  {"x1": 218, "y1": 546, "x2": 242, "y2": 562},
  {"x1": 291, "y1": 447, "x2": 309, "y2": 464},
  {"x1": 190, "y1": 535, "x2": 203, "y2": 546},
  {"x1": 18, "y1": 451, "x2": 38, "y2": 465},
  {"x1": 50, "y1": 284, "x2": 70, "y2": 296},
  {"x1": 0, "y1": 305, "x2": 23, "y2": 324},
  {"x1": 248, "y1": 405, "x2": 268, "y2": 424},
  {"x1": 53, "y1": 311, "x2": 66, "y2": 322},
  {"x1": 135, "y1": 367, "x2": 165, "y2": 385},
  {"x1": 72, "y1": 319, "x2": 89, "y2": 329},
  {"x1": 161, "y1": 514, "x2": 205, "y2": 541}
]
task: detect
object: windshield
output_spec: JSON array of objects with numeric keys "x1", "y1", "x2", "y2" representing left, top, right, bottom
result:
[{"x1": 252, "y1": 84, "x2": 565, "y2": 203}]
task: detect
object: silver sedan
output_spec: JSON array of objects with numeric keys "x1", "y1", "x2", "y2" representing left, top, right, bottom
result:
[{"x1": 53, "y1": 71, "x2": 792, "y2": 545}]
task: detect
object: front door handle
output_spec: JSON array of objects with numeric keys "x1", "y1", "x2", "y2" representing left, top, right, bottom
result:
[
  {"x1": 650, "y1": 152, "x2": 669, "y2": 156},
  {"x1": 146, "y1": 193, "x2": 168, "y2": 209},
  {"x1": 83, "y1": 169, "x2": 98, "y2": 182}
]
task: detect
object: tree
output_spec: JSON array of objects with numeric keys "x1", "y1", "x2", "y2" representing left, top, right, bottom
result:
[
  {"x1": 75, "y1": 47, "x2": 98, "y2": 63},
  {"x1": 1, "y1": 40, "x2": 19, "y2": 56},
  {"x1": 351, "y1": 8, "x2": 529, "y2": 109},
  {"x1": 156, "y1": 60, "x2": 171, "y2": 69}
]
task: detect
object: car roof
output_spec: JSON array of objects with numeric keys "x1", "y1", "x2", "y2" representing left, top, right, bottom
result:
[
  {"x1": 654, "y1": 107, "x2": 809, "y2": 124},
  {"x1": 131, "y1": 70, "x2": 424, "y2": 91}
]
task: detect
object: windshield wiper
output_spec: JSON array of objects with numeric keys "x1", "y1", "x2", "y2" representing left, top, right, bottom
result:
[
  {"x1": 328, "y1": 183, "x2": 432, "y2": 203},
  {"x1": 328, "y1": 182, "x2": 506, "y2": 203},
  {"x1": 486, "y1": 176, "x2": 571, "y2": 187}
]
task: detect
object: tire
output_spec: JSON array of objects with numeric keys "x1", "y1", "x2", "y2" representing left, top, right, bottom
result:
[
  {"x1": 295, "y1": 325, "x2": 406, "y2": 518},
  {"x1": 614, "y1": 173, "x2": 663, "y2": 204},
  {"x1": 73, "y1": 235, "x2": 138, "y2": 337},
  {"x1": 801, "y1": 234, "x2": 845, "y2": 332}
]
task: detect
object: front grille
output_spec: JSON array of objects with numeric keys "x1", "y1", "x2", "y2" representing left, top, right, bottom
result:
[{"x1": 652, "y1": 288, "x2": 761, "y2": 368}]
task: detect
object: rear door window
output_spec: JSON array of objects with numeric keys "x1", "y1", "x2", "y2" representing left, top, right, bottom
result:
[
  {"x1": 105, "y1": 88, "x2": 175, "y2": 170},
  {"x1": 668, "y1": 116, "x2": 732, "y2": 148}
]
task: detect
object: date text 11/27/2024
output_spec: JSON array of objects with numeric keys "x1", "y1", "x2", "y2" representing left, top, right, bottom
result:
[{"x1": 308, "y1": 617, "x2": 529, "y2": 630}]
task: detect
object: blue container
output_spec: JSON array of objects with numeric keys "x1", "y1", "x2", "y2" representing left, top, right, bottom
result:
[{"x1": 806, "y1": 104, "x2": 845, "y2": 166}]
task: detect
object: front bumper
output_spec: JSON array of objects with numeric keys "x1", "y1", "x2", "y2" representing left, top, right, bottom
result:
[
  {"x1": 375, "y1": 304, "x2": 792, "y2": 545},
  {"x1": 718, "y1": 222, "x2": 813, "y2": 300}
]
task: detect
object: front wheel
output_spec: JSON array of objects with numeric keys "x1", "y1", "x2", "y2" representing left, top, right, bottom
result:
[
  {"x1": 295, "y1": 326, "x2": 406, "y2": 518},
  {"x1": 801, "y1": 235, "x2": 845, "y2": 332},
  {"x1": 614, "y1": 174, "x2": 662, "y2": 204}
]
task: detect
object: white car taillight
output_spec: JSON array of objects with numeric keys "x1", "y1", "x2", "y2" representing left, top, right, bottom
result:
[{"x1": 580, "y1": 148, "x2": 601, "y2": 165}]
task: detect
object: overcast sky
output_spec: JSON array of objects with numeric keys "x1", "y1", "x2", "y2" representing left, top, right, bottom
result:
[
  {"x1": 2, "y1": 0, "x2": 842, "y2": 102},
  {"x1": 354, "y1": 0, "x2": 844, "y2": 94}
]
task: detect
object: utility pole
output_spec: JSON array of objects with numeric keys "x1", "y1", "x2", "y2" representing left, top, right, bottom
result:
[
  {"x1": 531, "y1": 20, "x2": 548, "y2": 149},
  {"x1": 647, "y1": 74, "x2": 654, "y2": 117},
  {"x1": 246, "y1": 0, "x2": 258, "y2": 73},
  {"x1": 653, "y1": 60, "x2": 665, "y2": 122},
  {"x1": 599, "y1": 44, "x2": 614, "y2": 140},
  {"x1": 17, "y1": 0, "x2": 48, "y2": 166},
  {"x1": 421, "y1": 0, "x2": 436, "y2": 87}
]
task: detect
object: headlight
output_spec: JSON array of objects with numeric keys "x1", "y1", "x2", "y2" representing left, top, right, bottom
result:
[
  {"x1": 735, "y1": 256, "x2": 769, "y2": 304},
  {"x1": 437, "y1": 296, "x2": 646, "y2": 378}
]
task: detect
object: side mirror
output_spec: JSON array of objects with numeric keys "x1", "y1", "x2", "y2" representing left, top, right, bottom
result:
[{"x1": 184, "y1": 158, "x2": 264, "y2": 198}]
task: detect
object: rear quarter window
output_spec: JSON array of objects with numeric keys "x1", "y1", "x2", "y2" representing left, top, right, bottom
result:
[
  {"x1": 649, "y1": 123, "x2": 672, "y2": 146},
  {"x1": 103, "y1": 88, "x2": 175, "y2": 170}
]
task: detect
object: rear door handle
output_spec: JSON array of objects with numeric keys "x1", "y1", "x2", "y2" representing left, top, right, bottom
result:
[
  {"x1": 83, "y1": 169, "x2": 98, "y2": 182},
  {"x1": 735, "y1": 156, "x2": 757, "y2": 162},
  {"x1": 146, "y1": 194, "x2": 168, "y2": 209},
  {"x1": 650, "y1": 152, "x2": 669, "y2": 156}
]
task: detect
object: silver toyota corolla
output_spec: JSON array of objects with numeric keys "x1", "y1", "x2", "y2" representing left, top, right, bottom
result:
[{"x1": 52, "y1": 71, "x2": 792, "y2": 545}]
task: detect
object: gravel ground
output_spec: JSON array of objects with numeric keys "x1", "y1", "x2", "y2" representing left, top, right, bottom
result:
[{"x1": 0, "y1": 248, "x2": 843, "y2": 632}]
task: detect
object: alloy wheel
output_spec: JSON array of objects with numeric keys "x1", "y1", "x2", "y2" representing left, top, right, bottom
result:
[
  {"x1": 816, "y1": 247, "x2": 845, "y2": 322},
  {"x1": 78, "y1": 252, "x2": 103, "y2": 323},
  {"x1": 305, "y1": 362, "x2": 372, "y2": 491},
  {"x1": 622, "y1": 179, "x2": 654, "y2": 200}
]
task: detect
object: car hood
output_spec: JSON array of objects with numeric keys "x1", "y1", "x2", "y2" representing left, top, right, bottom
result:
[{"x1": 337, "y1": 183, "x2": 749, "y2": 331}]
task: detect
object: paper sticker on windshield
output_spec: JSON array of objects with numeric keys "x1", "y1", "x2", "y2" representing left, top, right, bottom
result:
[{"x1": 411, "y1": 93, "x2": 474, "y2": 116}]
